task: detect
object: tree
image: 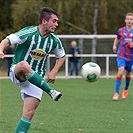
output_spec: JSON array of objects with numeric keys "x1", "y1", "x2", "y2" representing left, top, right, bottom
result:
[
  {"x1": 1, "y1": 0, "x2": 133, "y2": 35},
  {"x1": 91, "y1": 0, "x2": 98, "y2": 62},
  {"x1": 11, "y1": 0, "x2": 45, "y2": 31},
  {"x1": 0, "y1": 0, "x2": 14, "y2": 40}
]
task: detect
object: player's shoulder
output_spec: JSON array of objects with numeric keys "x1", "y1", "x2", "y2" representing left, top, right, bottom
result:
[
  {"x1": 116, "y1": 26, "x2": 125, "y2": 35},
  {"x1": 19, "y1": 26, "x2": 37, "y2": 31},
  {"x1": 119, "y1": 26, "x2": 125, "y2": 31},
  {"x1": 131, "y1": 27, "x2": 133, "y2": 32},
  {"x1": 49, "y1": 33, "x2": 60, "y2": 42},
  {"x1": 15, "y1": 26, "x2": 38, "y2": 37}
]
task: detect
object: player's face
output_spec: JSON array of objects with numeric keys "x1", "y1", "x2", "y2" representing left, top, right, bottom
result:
[
  {"x1": 44, "y1": 14, "x2": 58, "y2": 33},
  {"x1": 125, "y1": 15, "x2": 133, "y2": 27}
]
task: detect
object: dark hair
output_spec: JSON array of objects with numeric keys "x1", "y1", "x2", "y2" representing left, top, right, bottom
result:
[{"x1": 39, "y1": 7, "x2": 58, "y2": 24}]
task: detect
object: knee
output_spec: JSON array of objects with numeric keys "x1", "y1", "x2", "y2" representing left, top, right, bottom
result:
[
  {"x1": 19, "y1": 61, "x2": 29, "y2": 69},
  {"x1": 17, "y1": 61, "x2": 31, "y2": 73},
  {"x1": 125, "y1": 73, "x2": 131, "y2": 79},
  {"x1": 117, "y1": 74, "x2": 123, "y2": 78}
]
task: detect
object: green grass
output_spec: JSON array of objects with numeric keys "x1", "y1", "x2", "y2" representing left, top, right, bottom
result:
[{"x1": 0, "y1": 79, "x2": 133, "y2": 133}]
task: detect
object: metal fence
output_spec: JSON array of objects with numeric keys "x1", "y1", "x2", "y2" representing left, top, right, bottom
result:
[
  {"x1": 0, "y1": 34, "x2": 122, "y2": 79},
  {"x1": 0, "y1": 54, "x2": 118, "y2": 79}
]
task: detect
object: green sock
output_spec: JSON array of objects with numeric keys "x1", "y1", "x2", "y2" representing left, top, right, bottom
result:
[
  {"x1": 26, "y1": 71, "x2": 53, "y2": 93},
  {"x1": 15, "y1": 117, "x2": 31, "y2": 133}
]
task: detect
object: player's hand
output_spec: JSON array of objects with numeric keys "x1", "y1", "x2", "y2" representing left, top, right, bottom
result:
[
  {"x1": 113, "y1": 45, "x2": 117, "y2": 53},
  {"x1": 46, "y1": 76, "x2": 55, "y2": 83},
  {"x1": 0, "y1": 51, "x2": 4, "y2": 59},
  {"x1": 46, "y1": 71, "x2": 56, "y2": 83},
  {"x1": 129, "y1": 42, "x2": 133, "y2": 48}
]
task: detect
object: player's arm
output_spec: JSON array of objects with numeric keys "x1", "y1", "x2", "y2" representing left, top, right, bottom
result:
[
  {"x1": 129, "y1": 37, "x2": 133, "y2": 48},
  {"x1": 0, "y1": 39, "x2": 10, "y2": 59},
  {"x1": 47, "y1": 56, "x2": 66, "y2": 83},
  {"x1": 113, "y1": 37, "x2": 120, "y2": 53}
]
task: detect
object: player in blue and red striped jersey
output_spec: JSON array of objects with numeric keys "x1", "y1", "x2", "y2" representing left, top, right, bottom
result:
[{"x1": 112, "y1": 12, "x2": 133, "y2": 101}]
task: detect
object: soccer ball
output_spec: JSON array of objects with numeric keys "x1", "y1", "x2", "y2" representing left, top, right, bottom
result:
[{"x1": 81, "y1": 62, "x2": 101, "y2": 82}]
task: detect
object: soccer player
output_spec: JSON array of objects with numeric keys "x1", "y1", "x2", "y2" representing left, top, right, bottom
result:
[
  {"x1": 112, "y1": 12, "x2": 133, "y2": 101},
  {"x1": 0, "y1": 7, "x2": 65, "y2": 132}
]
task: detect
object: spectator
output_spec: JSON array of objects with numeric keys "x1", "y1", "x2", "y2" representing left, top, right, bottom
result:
[{"x1": 69, "y1": 41, "x2": 80, "y2": 76}]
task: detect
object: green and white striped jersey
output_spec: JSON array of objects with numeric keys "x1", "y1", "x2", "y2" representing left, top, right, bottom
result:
[{"x1": 6, "y1": 26, "x2": 65, "y2": 76}]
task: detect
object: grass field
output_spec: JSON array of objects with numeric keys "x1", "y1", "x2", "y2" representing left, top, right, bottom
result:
[{"x1": 0, "y1": 78, "x2": 133, "y2": 133}]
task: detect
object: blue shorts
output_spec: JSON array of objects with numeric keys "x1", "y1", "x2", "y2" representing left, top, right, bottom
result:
[{"x1": 117, "y1": 58, "x2": 133, "y2": 72}]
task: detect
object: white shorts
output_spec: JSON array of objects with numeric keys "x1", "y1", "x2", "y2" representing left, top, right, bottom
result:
[{"x1": 9, "y1": 65, "x2": 43, "y2": 101}]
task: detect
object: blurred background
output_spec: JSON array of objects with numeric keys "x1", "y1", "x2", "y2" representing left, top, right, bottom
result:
[{"x1": 0, "y1": 0, "x2": 133, "y2": 78}]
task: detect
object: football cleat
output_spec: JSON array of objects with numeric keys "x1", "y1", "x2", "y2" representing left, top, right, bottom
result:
[
  {"x1": 49, "y1": 90, "x2": 62, "y2": 101},
  {"x1": 112, "y1": 93, "x2": 119, "y2": 101},
  {"x1": 122, "y1": 90, "x2": 128, "y2": 100}
]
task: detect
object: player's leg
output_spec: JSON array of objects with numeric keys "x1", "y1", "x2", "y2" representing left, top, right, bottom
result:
[
  {"x1": 15, "y1": 96, "x2": 40, "y2": 133},
  {"x1": 112, "y1": 58, "x2": 125, "y2": 101},
  {"x1": 14, "y1": 61, "x2": 53, "y2": 93},
  {"x1": 115, "y1": 67, "x2": 125, "y2": 92},
  {"x1": 122, "y1": 72, "x2": 130, "y2": 99},
  {"x1": 15, "y1": 80, "x2": 42, "y2": 133},
  {"x1": 124, "y1": 71, "x2": 131, "y2": 90},
  {"x1": 122, "y1": 61, "x2": 132, "y2": 99},
  {"x1": 13, "y1": 61, "x2": 62, "y2": 100}
]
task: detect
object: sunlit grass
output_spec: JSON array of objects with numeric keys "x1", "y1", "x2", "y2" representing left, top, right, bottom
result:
[{"x1": 0, "y1": 79, "x2": 132, "y2": 133}]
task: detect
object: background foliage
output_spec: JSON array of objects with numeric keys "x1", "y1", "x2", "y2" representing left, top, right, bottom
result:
[
  {"x1": 1, "y1": 0, "x2": 133, "y2": 40},
  {"x1": 1, "y1": 0, "x2": 133, "y2": 76}
]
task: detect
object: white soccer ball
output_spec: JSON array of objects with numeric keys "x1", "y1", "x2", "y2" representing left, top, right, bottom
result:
[{"x1": 81, "y1": 62, "x2": 101, "y2": 82}]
